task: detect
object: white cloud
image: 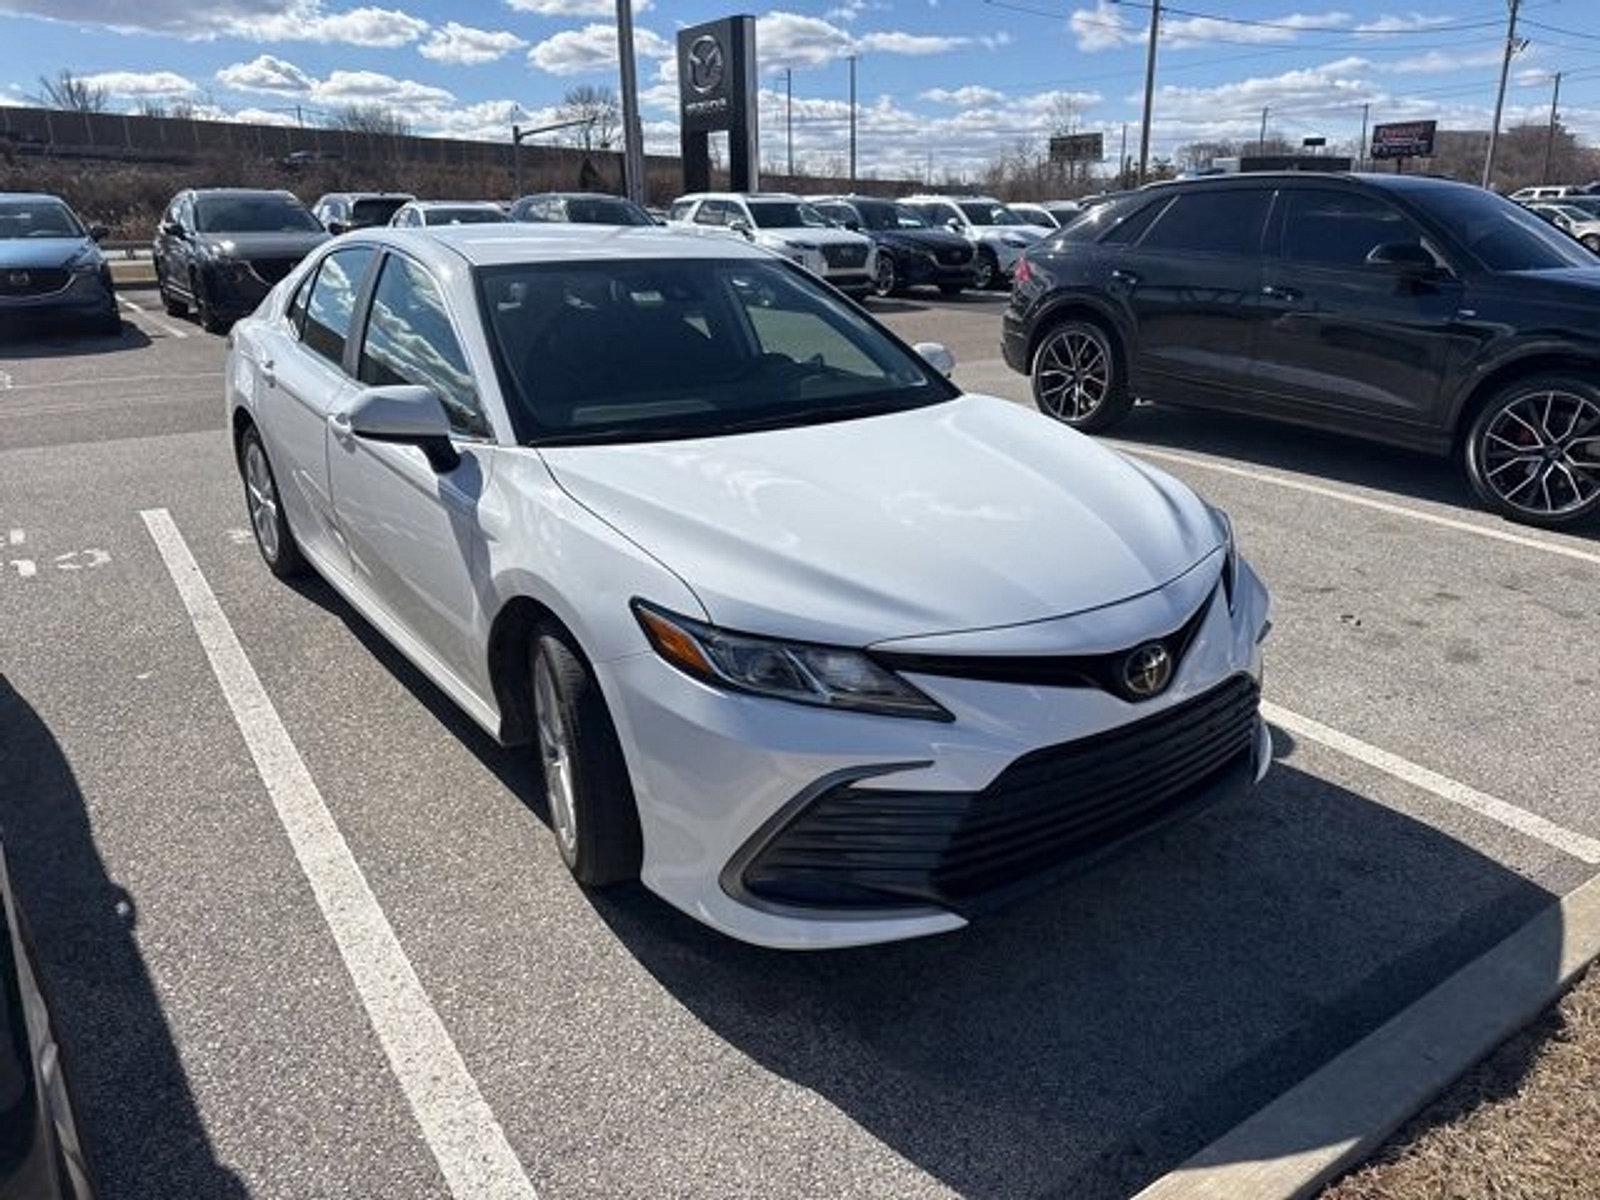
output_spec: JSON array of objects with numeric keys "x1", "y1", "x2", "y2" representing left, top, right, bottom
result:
[
  {"x1": 1151, "y1": 58, "x2": 1374, "y2": 124},
  {"x1": 0, "y1": 0, "x2": 431, "y2": 45},
  {"x1": 1389, "y1": 47, "x2": 1506, "y2": 74},
  {"x1": 1352, "y1": 13, "x2": 1452, "y2": 34},
  {"x1": 80, "y1": 70, "x2": 198, "y2": 98},
  {"x1": 757, "y1": 12, "x2": 856, "y2": 69},
  {"x1": 1164, "y1": 10, "x2": 1347, "y2": 48},
  {"x1": 921, "y1": 85, "x2": 1006, "y2": 105},
  {"x1": 506, "y1": 0, "x2": 649, "y2": 13},
  {"x1": 224, "y1": 3, "x2": 427, "y2": 45},
  {"x1": 1070, "y1": 0, "x2": 1138, "y2": 52},
  {"x1": 978, "y1": 31, "x2": 1013, "y2": 49},
  {"x1": 312, "y1": 68, "x2": 451, "y2": 107},
  {"x1": 216, "y1": 54, "x2": 314, "y2": 95},
  {"x1": 419, "y1": 21, "x2": 525, "y2": 65},
  {"x1": 232, "y1": 106, "x2": 301, "y2": 126},
  {"x1": 856, "y1": 31, "x2": 969, "y2": 54},
  {"x1": 527, "y1": 22, "x2": 671, "y2": 75}
]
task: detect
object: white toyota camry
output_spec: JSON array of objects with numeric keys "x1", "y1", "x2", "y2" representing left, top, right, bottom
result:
[{"x1": 225, "y1": 222, "x2": 1272, "y2": 949}]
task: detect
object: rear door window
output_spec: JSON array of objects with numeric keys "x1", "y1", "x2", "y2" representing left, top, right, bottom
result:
[
  {"x1": 1139, "y1": 189, "x2": 1273, "y2": 256},
  {"x1": 300, "y1": 246, "x2": 375, "y2": 368}
]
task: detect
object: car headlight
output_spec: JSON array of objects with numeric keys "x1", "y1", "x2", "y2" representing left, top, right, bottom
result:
[
  {"x1": 66, "y1": 248, "x2": 103, "y2": 275},
  {"x1": 783, "y1": 239, "x2": 819, "y2": 251},
  {"x1": 633, "y1": 600, "x2": 951, "y2": 721},
  {"x1": 1209, "y1": 505, "x2": 1239, "y2": 613}
]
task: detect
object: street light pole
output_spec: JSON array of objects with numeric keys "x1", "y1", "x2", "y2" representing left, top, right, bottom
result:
[
  {"x1": 1541, "y1": 70, "x2": 1562, "y2": 185},
  {"x1": 1258, "y1": 105, "x2": 1269, "y2": 155},
  {"x1": 1136, "y1": 0, "x2": 1160, "y2": 183},
  {"x1": 616, "y1": 0, "x2": 647, "y2": 203},
  {"x1": 1483, "y1": 0, "x2": 1522, "y2": 189},
  {"x1": 1359, "y1": 102, "x2": 1369, "y2": 172},
  {"x1": 786, "y1": 67, "x2": 794, "y2": 177},
  {"x1": 848, "y1": 54, "x2": 858, "y2": 186}
]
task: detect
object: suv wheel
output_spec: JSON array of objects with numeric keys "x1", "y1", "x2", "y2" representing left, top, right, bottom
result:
[
  {"x1": 1464, "y1": 374, "x2": 1600, "y2": 528},
  {"x1": 157, "y1": 263, "x2": 187, "y2": 317},
  {"x1": 971, "y1": 249, "x2": 998, "y2": 291},
  {"x1": 191, "y1": 271, "x2": 226, "y2": 334},
  {"x1": 872, "y1": 252, "x2": 898, "y2": 297},
  {"x1": 1031, "y1": 320, "x2": 1131, "y2": 432}
]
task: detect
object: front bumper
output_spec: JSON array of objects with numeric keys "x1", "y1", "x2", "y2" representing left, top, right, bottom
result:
[
  {"x1": 900, "y1": 252, "x2": 976, "y2": 289},
  {"x1": 196, "y1": 264, "x2": 274, "y2": 321},
  {"x1": 0, "y1": 268, "x2": 115, "y2": 323},
  {"x1": 600, "y1": 560, "x2": 1271, "y2": 949}
]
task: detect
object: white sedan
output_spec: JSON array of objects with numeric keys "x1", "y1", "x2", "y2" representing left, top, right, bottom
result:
[{"x1": 225, "y1": 223, "x2": 1272, "y2": 949}]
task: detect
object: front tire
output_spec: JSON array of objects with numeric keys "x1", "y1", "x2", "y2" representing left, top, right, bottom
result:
[
  {"x1": 871, "y1": 252, "x2": 898, "y2": 297},
  {"x1": 532, "y1": 630, "x2": 642, "y2": 887},
  {"x1": 1583, "y1": 234, "x2": 1600, "y2": 254},
  {"x1": 157, "y1": 262, "x2": 187, "y2": 316},
  {"x1": 1463, "y1": 374, "x2": 1600, "y2": 528},
  {"x1": 239, "y1": 426, "x2": 307, "y2": 577},
  {"x1": 1031, "y1": 319, "x2": 1131, "y2": 432},
  {"x1": 192, "y1": 271, "x2": 227, "y2": 334},
  {"x1": 971, "y1": 249, "x2": 998, "y2": 291}
]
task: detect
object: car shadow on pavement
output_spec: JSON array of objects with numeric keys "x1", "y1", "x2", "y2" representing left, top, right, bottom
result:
[
  {"x1": 1113, "y1": 403, "x2": 1600, "y2": 544},
  {"x1": 0, "y1": 319, "x2": 151, "y2": 358},
  {"x1": 0, "y1": 675, "x2": 250, "y2": 1200},
  {"x1": 590, "y1": 730, "x2": 1563, "y2": 1200}
]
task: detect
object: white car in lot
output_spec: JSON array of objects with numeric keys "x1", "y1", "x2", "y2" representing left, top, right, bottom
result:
[
  {"x1": 900, "y1": 194, "x2": 1047, "y2": 289},
  {"x1": 667, "y1": 192, "x2": 876, "y2": 294},
  {"x1": 225, "y1": 223, "x2": 1272, "y2": 949}
]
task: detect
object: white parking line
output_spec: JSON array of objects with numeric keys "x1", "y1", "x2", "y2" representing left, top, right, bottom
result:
[
  {"x1": 1118, "y1": 445, "x2": 1600, "y2": 569},
  {"x1": 1265, "y1": 700, "x2": 1600, "y2": 864},
  {"x1": 140, "y1": 508, "x2": 538, "y2": 1200},
  {"x1": 3, "y1": 371, "x2": 221, "y2": 393},
  {"x1": 119, "y1": 295, "x2": 189, "y2": 340}
]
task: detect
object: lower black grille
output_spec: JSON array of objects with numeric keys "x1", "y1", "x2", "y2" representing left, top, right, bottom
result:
[
  {"x1": 741, "y1": 675, "x2": 1260, "y2": 912},
  {"x1": 0, "y1": 267, "x2": 69, "y2": 296},
  {"x1": 249, "y1": 258, "x2": 297, "y2": 284},
  {"x1": 937, "y1": 246, "x2": 973, "y2": 265},
  {"x1": 822, "y1": 244, "x2": 868, "y2": 269}
]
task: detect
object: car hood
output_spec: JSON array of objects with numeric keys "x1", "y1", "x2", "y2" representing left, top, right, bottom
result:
[
  {"x1": 539, "y1": 395, "x2": 1222, "y2": 646},
  {"x1": 0, "y1": 237, "x2": 95, "y2": 269},
  {"x1": 972, "y1": 226, "x2": 1045, "y2": 246},
  {"x1": 193, "y1": 230, "x2": 329, "y2": 258},
  {"x1": 875, "y1": 229, "x2": 972, "y2": 254},
  {"x1": 754, "y1": 227, "x2": 868, "y2": 249}
]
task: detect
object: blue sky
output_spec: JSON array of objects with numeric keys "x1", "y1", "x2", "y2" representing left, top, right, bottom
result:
[{"x1": 1, "y1": 0, "x2": 1596, "y2": 178}]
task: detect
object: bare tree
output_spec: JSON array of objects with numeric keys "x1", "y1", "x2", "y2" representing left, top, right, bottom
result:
[
  {"x1": 135, "y1": 99, "x2": 169, "y2": 119},
  {"x1": 33, "y1": 70, "x2": 108, "y2": 113},
  {"x1": 327, "y1": 104, "x2": 413, "y2": 137},
  {"x1": 557, "y1": 85, "x2": 619, "y2": 151}
]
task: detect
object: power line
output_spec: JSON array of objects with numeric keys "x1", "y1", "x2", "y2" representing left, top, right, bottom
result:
[{"x1": 1106, "y1": 0, "x2": 1508, "y2": 36}]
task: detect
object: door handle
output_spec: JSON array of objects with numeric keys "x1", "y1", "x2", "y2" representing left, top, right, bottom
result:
[
  {"x1": 1261, "y1": 284, "x2": 1302, "y2": 301},
  {"x1": 329, "y1": 411, "x2": 354, "y2": 443},
  {"x1": 1110, "y1": 268, "x2": 1139, "y2": 286},
  {"x1": 259, "y1": 356, "x2": 275, "y2": 387}
]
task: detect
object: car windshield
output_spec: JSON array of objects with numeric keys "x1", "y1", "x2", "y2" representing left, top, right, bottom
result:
[
  {"x1": 564, "y1": 197, "x2": 653, "y2": 225},
  {"x1": 425, "y1": 206, "x2": 508, "y2": 226},
  {"x1": 748, "y1": 201, "x2": 830, "y2": 229},
  {"x1": 478, "y1": 258, "x2": 955, "y2": 444},
  {"x1": 195, "y1": 195, "x2": 322, "y2": 233},
  {"x1": 1549, "y1": 204, "x2": 1592, "y2": 223},
  {"x1": 850, "y1": 200, "x2": 929, "y2": 231},
  {"x1": 0, "y1": 199, "x2": 83, "y2": 239},
  {"x1": 1409, "y1": 186, "x2": 1594, "y2": 271},
  {"x1": 958, "y1": 202, "x2": 1026, "y2": 226},
  {"x1": 351, "y1": 198, "x2": 409, "y2": 226}
]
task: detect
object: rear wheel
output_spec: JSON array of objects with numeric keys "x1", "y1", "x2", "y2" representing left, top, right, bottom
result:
[
  {"x1": 872, "y1": 252, "x2": 898, "y2": 297},
  {"x1": 971, "y1": 249, "x2": 998, "y2": 291},
  {"x1": 1031, "y1": 319, "x2": 1131, "y2": 432},
  {"x1": 239, "y1": 426, "x2": 307, "y2": 577},
  {"x1": 1463, "y1": 374, "x2": 1600, "y2": 528},
  {"x1": 531, "y1": 629, "x2": 642, "y2": 886}
]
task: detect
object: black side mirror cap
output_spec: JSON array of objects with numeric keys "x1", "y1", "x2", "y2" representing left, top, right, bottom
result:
[{"x1": 89, "y1": 224, "x2": 108, "y2": 241}]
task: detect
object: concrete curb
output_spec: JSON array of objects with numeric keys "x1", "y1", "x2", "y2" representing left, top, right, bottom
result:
[{"x1": 1132, "y1": 870, "x2": 1600, "y2": 1200}]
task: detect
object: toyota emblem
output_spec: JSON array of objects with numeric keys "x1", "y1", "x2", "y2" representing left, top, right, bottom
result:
[
  {"x1": 687, "y1": 35, "x2": 725, "y2": 95},
  {"x1": 1122, "y1": 642, "x2": 1173, "y2": 699}
]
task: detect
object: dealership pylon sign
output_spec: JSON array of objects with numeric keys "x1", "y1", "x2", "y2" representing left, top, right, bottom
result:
[{"x1": 678, "y1": 15, "x2": 759, "y2": 193}]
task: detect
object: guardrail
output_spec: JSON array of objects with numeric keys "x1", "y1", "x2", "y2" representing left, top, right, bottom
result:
[{"x1": 101, "y1": 241, "x2": 151, "y2": 260}]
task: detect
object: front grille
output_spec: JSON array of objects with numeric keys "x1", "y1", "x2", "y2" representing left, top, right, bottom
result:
[
  {"x1": 248, "y1": 258, "x2": 297, "y2": 285},
  {"x1": 822, "y1": 243, "x2": 868, "y2": 269},
  {"x1": 936, "y1": 246, "x2": 973, "y2": 265},
  {"x1": 741, "y1": 675, "x2": 1260, "y2": 912},
  {"x1": 0, "y1": 267, "x2": 69, "y2": 297}
]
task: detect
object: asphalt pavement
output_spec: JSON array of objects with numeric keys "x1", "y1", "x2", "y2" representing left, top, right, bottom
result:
[{"x1": 1, "y1": 287, "x2": 1596, "y2": 1200}]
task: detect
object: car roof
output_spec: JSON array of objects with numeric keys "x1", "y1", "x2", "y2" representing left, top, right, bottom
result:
[
  {"x1": 0, "y1": 192, "x2": 71, "y2": 203},
  {"x1": 190, "y1": 187, "x2": 303, "y2": 199},
  {"x1": 676, "y1": 192, "x2": 802, "y2": 202},
  {"x1": 408, "y1": 199, "x2": 502, "y2": 209},
  {"x1": 358, "y1": 223, "x2": 773, "y2": 268},
  {"x1": 521, "y1": 192, "x2": 638, "y2": 201},
  {"x1": 322, "y1": 191, "x2": 414, "y2": 200}
]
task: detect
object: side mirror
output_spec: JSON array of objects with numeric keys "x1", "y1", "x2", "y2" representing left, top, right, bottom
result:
[
  {"x1": 160, "y1": 221, "x2": 186, "y2": 239},
  {"x1": 843, "y1": 219, "x2": 861, "y2": 232},
  {"x1": 1365, "y1": 241, "x2": 1439, "y2": 274},
  {"x1": 945, "y1": 217, "x2": 963, "y2": 233},
  {"x1": 344, "y1": 385, "x2": 460, "y2": 472},
  {"x1": 326, "y1": 219, "x2": 349, "y2": 236},
  {"x1": 729, "y1": 218, "x2": 753, "y2": 238},
  {"x1": 913, "y1": 341, "x2": 956, "y2": 378},
  {"x1": 89, "y1": 224, "x2": 108, "y2": 241}
]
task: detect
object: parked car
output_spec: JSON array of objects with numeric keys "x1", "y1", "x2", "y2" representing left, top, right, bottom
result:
[
  {"x1": 899, "y1": 194, "x2": 1045, "y2": 289},
  {"x1": 810, "y1": 194, "x2": 975, "y2": 296},
  {"x1": 509, "y1": 193, "x2": 654, "y2": 225},
  {"x1": 225, "y1": 223, "x2": 1271, "y2": 948},
  {"x1": 668, "y1": 192, "x2": 877, "y2": 294},
  {"x1": 1006, "y1": 172, "x2": 1600, "y2": 528},
  {"x1": 0, "y1": 192, "x2": 118, "y2": 335},
  {"x1": 1526, "y1": 202, "x2": 1600, "y2": 251},
  {"x1": 389, "y1": 201, "x2": 509, "y2": 228},
  {"x1": 0, "y1": 838, "x2": 95, "y2": 1199},
  {"x1": 1509, "y1": 185, "x2": 1582, "y2": 203},
  {"x1": 310, "y1": 193, "x2": 413, "y2": 235},
  {"x1": 154, "y1": 188, "x2": 329, "y2": 332},
  {"x1": 1008, "y1": 203, "x2": 1064, "y2": 230}
]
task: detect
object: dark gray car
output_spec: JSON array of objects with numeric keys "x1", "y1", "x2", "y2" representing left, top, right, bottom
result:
[
  {"x1": 0, "y1": 193, "x2": 118, "y2": 336},
  {"x1": 153, "y1": 189, "x2": 328, "y2": 333}
]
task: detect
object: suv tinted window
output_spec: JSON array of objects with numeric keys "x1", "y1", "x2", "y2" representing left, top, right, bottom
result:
[
  {"x1": 301, "y1": 246, "x2": 375, "y2": 367},
  {"x1": 1140, "y1": 188, "x2": 1272, "y2": 255},
  {"x1": 359, "y1": 255, "x2": 487, "y2": 438},
  {"x1": 694, "y1": 200, "x2": 727, "y2": 226},
  {"x1": 1281, "y1": 189, "x2": 1422, "y2": 267},
  {"x1": 1096, "y1": 197, "x2": 1169, "y2": 245}
]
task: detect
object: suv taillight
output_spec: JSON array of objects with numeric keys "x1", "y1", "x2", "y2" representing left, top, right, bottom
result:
[{"x1": 1013, "y1": 255, "x2": 1032, "y2": 285}]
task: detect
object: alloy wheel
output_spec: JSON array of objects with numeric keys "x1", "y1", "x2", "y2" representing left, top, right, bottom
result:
[
  {"x1": 534, "y1": 652, "x2": 579, "y2": 859},
  {"x1": 873, "y1": 253, "x2": 896, "y2": 297},
  {"x1": 1478, "y1": 389, "x2": 1600, "y2": 519},
  {"x1": 972, "y1": 254, "x2": 996, "y2": 290},
  {"x1": 1035, "y1": 327, "x2": 1112, "y2": 422},
  {"x1": 243, "y1": 440, "x2": 281, "y2": 562}
]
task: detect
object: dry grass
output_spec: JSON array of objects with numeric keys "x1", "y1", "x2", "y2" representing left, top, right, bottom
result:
[{"x1": 1323, "y1": 964, "x2": 1600, "y2": 1200}]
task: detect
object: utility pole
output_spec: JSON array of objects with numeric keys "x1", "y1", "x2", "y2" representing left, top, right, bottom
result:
[
  {"x1": 1136, "y1": 0, "x2": 1160, "y2": 183},
  {"x1": 786, "y1": 67, "x2": 794, "y2": 177},
  {"x1": 1258, "y1": 106, "x2": 1269, "y2": 155},
  {"x1": 1119, "y1": 121, "x2": 1128, "y2": 189},
  {"x1": 1541, "y1": 70, "x2": 1562, "y2": 185},
  {"x1": 1359, "y1": 102, "x2": 1369, "y2": 171},
  {"x1": 848, "y1": 54, "x2": 858, "y2": 186},
  {"x1": 616, "y1": 0, "x2": 647, "y2": 203},
  {"x1": 1483, "y1": 0, "x2": 1522, "y2": 189}
]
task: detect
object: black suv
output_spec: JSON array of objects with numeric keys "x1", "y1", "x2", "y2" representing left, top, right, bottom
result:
[
  {"x1": 1004, "y1": 173, "x2": 1600, "y2": 528},
  {"x1": 154, "y1": 189, "x2": 328, "y2": 332},
  {"x1": 509, "y1": 192, "x2": 654, "y2": 225},
  {"x1": 811, "y1": 195, "x2": 975, "y2": 296}
]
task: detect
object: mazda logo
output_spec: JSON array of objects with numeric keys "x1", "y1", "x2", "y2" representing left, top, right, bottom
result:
[
  {"x1": 1122, "y1": 642, "x2": 1173, "y2": 699},
  {"x1": 8, "y1": 271, "x2": 29, "y2": 286},
  {"x1": 687, "y1": 35, "x2": 725, "y2": 95}
]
